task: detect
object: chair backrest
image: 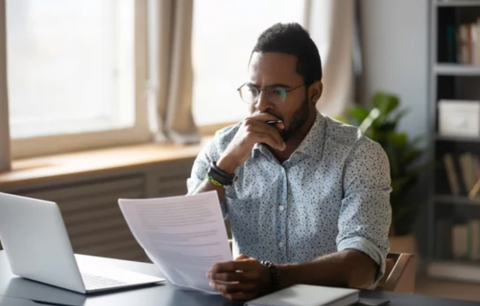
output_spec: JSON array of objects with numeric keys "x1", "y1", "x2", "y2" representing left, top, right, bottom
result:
[{"x1": 377, "y1": 253, "x2": 415, "y2": 293}]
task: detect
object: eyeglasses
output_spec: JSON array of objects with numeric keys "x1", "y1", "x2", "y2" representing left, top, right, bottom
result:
[{"x1": 237, "y1": 83, "x2": 304, "y2": 104}]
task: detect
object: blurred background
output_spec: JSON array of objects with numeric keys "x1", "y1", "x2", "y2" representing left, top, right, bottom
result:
[{"x1": 0, "y1": 0, "x2": 479, "y2": 302}]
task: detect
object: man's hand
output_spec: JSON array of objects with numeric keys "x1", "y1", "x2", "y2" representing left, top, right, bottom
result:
[
  {"x1": 217, "y1": 113, "x2": 286, "y2": 173},
  {"x1": 207, "y1": 254, "x2": 273, "y2": 301}
]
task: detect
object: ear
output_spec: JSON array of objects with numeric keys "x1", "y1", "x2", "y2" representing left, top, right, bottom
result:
[{"x1": 308, "y1": 81, "x2": 323, "y2": 105}]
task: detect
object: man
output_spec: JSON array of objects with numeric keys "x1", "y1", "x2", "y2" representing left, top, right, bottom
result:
[{"x1": 187, "y1": 23, "x2": 391, "y2": 301}]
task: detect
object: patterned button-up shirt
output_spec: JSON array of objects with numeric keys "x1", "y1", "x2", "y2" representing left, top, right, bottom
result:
[{"x1": 187, "y1": 111, "x2": 392, "y2": 282}]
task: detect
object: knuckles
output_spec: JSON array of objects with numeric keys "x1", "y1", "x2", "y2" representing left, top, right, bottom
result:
[
  {"x1": 242, "y1": 118, "x2": 255, "y2": 127},
  {"x1": 250, "y1": 270, "x2": 261, "y2": 280}
]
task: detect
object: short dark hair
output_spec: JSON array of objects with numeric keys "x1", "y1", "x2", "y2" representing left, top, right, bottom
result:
[{"x1": 251, "y1": 23, "x2": 322, "y2": 85}]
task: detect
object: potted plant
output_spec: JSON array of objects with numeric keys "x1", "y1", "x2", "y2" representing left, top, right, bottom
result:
[{"x1": 337, "y1": 92, "x2": 426, "y2": 246}]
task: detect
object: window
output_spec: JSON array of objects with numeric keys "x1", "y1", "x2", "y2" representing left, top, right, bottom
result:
[
  {"x1": 7, "y1": 0, "x2": 149, "y2": 158},
  {"x1": 191, "y1": 0, "x2": 306, "y2": 127}
]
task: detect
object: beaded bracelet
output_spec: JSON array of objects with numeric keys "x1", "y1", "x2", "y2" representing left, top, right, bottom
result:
[{"x1": 260, "y1": 260, "x2": 280, "y2": 290}]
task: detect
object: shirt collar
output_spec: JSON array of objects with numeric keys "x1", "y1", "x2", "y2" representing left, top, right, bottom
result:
[
  {"x1": 252, "y1": 111, "x2": 326, "y2": 162},
  {"x1": 294, "y1": 111, "x2": 325, "y2": 161}
]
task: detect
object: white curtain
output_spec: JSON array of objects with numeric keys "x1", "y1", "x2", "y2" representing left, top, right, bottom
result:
[
  {"x1": 146, "y1": 0, "x2": 353, "y2": 141},
  {"x1": 306, "y1": 0, "x2": 355, "y2": 116},
  {"x1": 0, "y1": 0, "x2": 11, "y2": 173},
  {"x1": 146, "y1": 0, "x2": 200, "y2": 144}
]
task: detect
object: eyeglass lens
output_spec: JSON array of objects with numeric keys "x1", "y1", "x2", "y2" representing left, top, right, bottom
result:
[{"x1": 239, "y1": 85, "x2": 287, "y2": 104}]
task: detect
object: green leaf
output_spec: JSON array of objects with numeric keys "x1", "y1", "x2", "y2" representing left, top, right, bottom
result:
[
  {"x1": 387, "y1": 132, "x2": 408, "y2": 149},
  {"x1": 372, "y1": 92, "x2": 399, "y2": 116},
  {"x1": 347, "y1": 107, "x2": 370, "y2": 122},
  {"x1": 411, "y1": 135, "x2": 426, "y2": 147},
  {"x1": 391, "y1": 176, "x2": 412, "y2": 194},
  {"x1": 402, "y1": 149, "x2": 423, "y2": 165},
  {"x1": 391, "y1": 108, "x2": 410, "y2": 124},
  {"x1": 333, "y1": 115, "x2": 348, "y2": 123},
  {"x1": 359, "y1": 108, "x2": 381, "y2": 133},
  {"x1": 391, "y1": 202, "x2": 421, "y2": 235}
]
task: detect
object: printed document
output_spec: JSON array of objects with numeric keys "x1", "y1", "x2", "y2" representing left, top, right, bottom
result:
[{"x1": 119, "y1": 191, "x2": 232, "y2": 293}]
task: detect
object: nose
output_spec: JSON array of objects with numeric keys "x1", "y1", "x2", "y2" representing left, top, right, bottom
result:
[{"x1": 254, "y1": 89, "x2": 273, "y2": 113}]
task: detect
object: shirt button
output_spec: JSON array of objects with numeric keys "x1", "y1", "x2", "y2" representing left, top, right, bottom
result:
[
  {"x1": 278, "y1": 242, "x2": 284, "y2": 248},
  {"x1": 279, "y1": 205, "x2": 284, "y2": 211}
]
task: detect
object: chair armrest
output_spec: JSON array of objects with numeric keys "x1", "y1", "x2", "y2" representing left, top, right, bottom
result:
[{"x1": 383, "y1": 253, "x2": 415, "y2": 293}]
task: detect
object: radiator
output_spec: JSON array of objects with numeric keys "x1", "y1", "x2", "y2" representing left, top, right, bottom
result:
[{"x1": 0, "y1": 159, "x2": 194, "y2": 262}]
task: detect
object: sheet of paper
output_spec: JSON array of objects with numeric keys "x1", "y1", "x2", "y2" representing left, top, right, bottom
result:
[{"x1": 118, "y1": 191, "x2": 232, "y2": 293}]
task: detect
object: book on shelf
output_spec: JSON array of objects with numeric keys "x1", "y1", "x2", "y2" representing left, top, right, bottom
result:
[
  {"x1": 473, "y1": 155, "x2": 480, "y2": 182},
  {"x1": 442, "y1": 152, "x2": 480, "y2": 197},
  {"x1": 450, "y1": 221, "x2": 480, "y2": 261},
  {"x1": 457, "y1": 24, "x2": 470, "y2": 64},
  {"x1": 468, "y1": 219, "x2": 480, "y2": 261},
  {"x1": 446, "y1": 19, "x2": 480, "y2": 65},
  {"x1": 452, "y1": 224, "x2": 468, "y2": 260},
  {"x1": 447, "y1": 24, "x2": 456, "y2": 63},
  {"x1": 459, "y1": 153, "x2": 477, "y2": 192},
  {"x1": 436, "y1": 219, "x2": 453, "y2": 259},
  {"x1": 443, "y1": 153, "x2": 461, "y2": 195}
]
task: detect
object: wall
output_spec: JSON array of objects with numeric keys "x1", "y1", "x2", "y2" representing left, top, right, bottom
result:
[
  {"x1": 360, "y1": 0, "x2": 430, "y2": 266},
  {"x1": 360, "y1": 0, "x2": 429, "y2": 139}
]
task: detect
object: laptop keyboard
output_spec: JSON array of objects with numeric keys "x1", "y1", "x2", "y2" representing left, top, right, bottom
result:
[{"x1": 81, "y1": 273, "x2": 128, "y2": 289}]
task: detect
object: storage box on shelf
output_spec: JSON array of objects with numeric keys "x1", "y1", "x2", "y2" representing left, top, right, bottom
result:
[{"x1": 438, "y1": 100, "x2": 480, "y2": 137}]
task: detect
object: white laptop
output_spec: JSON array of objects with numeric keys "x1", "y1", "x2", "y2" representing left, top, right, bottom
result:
[{"x1": 0, "y1": 192, "x2": 165, "y2": 294}]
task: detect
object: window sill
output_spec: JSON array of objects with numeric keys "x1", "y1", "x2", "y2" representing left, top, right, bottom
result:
[{"x1": 0, "y1": 137, "x2": 213, "y2": 190}]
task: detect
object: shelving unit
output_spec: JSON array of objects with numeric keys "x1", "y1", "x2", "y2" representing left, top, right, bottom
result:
[
  {"x1": 435, "y1": 134, "x2": 480, "y2": 142},
  {"x1": 435, "y1": 64, "x2": 480, "y2": 75},
  {"x1": 428, "y1": 0, "x2": 480, "y2": 283},
  {"x1": 434, "y1": 195, "x2": 480, "y2": 206},
  {"x1": 437, "y1": 1, "x2": 480, "y2": 7},
  {"x1": 436, "y1": 0, "x2": 480, "y2": 7}
]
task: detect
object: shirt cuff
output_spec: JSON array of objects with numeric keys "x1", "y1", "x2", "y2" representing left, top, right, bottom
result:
[{"x1": 337, "y1": 236, "x2": 386, "y2": 289}]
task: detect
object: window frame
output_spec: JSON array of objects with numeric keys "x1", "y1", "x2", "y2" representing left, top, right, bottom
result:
[{"x1": 10, "y1": 0, "x2": 151, "y2": 159}]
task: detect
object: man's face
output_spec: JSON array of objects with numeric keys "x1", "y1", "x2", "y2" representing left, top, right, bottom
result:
[{"x1": 247, "y1": 52, "x2": 311, "y2": 140}]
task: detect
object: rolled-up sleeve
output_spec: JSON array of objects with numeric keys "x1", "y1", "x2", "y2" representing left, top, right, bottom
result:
[
  {"x1": 186, "y1": 137, "x2": 229, "y2": 218},
  {"x1": 186, "y1": 142, "x2": 212, "y2": 194},
  {"x1": 336, "y1": 137, "x2": 392, "y2": 287}
]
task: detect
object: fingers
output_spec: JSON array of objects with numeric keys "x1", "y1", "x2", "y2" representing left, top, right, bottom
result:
[
  {"x1": 208, "y1": 272, "x2": 248, "y2": 282},
  {"x1": 209, "y1": 281, "x2": 256, "y2": 294},
  {"x1": 222, "y1": 291, "x2": 255, "y2": 301},
  {"x1": 243, "y1": 121, "x2": 285, "y2": 150},
  {"x1": 244, "y1": 115, "x2": 284, "y2": 132},
  {"x1": 235, "y1": 254, "x2": 249, "y2": 260},
  {"x1": 209, "y1": 269, "x2": 262, "y2": 282},
  {"x1": 207, "y1": 258, "x2": 269, "y2": 301},
  {"x1": 248, "y1": 112, "x2": 282, "y2": 124},
  {"x1": 219, "y1": 112, "x2": 287, "y2": 169},
  {"x1": 208, "y1": 260, "x2": 255, "y2": 274},
  {"x1": 208, "y1": 270, "x2": 264, "y2": 301},
  {"x1": 253, "y1": 132, "x2": 286, "y2": 151}
]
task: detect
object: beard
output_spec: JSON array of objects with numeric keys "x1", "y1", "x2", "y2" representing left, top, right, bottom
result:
[{"x1": 279, "y1": 96, "x2": 310, "y2": 141}]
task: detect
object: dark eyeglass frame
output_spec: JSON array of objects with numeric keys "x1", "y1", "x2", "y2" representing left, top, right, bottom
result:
[{"x1": 237, "y1": 83, "x2": 305, "y2": 104}]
